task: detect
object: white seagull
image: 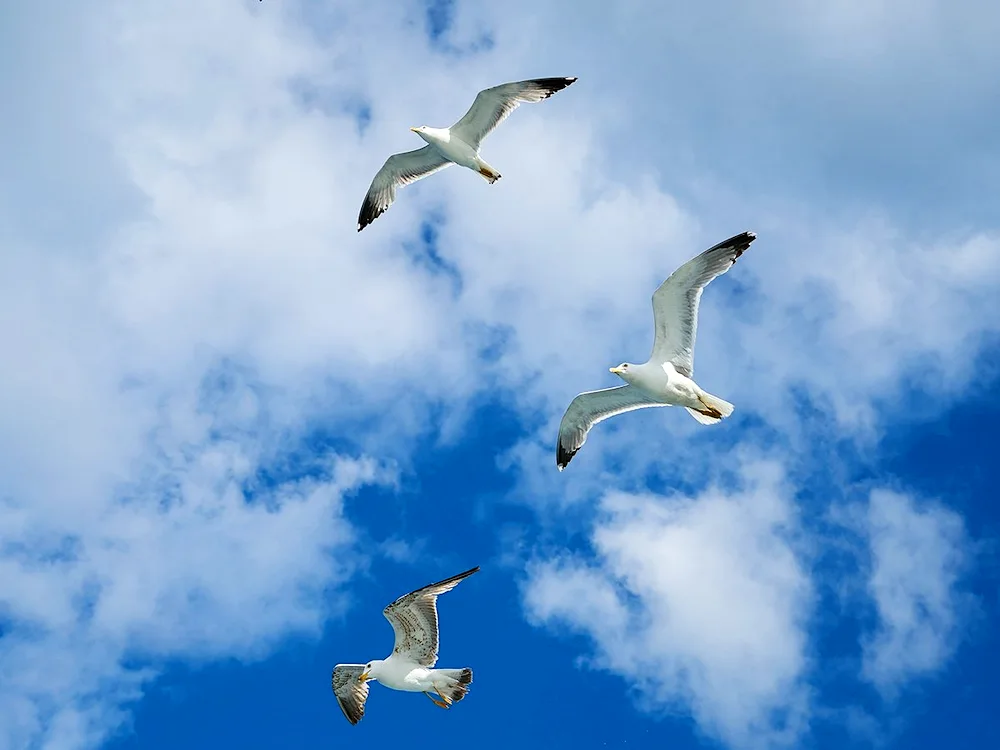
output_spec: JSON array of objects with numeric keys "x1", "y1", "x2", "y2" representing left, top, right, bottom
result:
[
  {"x1": 357, "y1": 77, "x2": 577, "y2": 231},
  {"x1": 556, "y1": 231, "x2": 757, "y2": 471},
  {"x1": 331, "y1": 566, "x2": 480, "y2": 725}
]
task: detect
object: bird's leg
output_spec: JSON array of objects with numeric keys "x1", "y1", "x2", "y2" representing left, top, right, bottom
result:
[
  {"x1": 424, "y1": 691, "x2": 450, "y2": 709},
  {"x1": 697, "y1": 397, "x2": 723, "y2": 419},
  {"x1": 434, "y1": 686, "x2": 453, "y2": 708}
]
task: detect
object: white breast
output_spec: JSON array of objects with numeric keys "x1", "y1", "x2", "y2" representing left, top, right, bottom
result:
[
  {"x1": 660, "y1": 362, "x2": 701, "y2": 402},
  {"x1": 380, "y1": 657, "x2": 433, "y2": 692},
  {"x1": 424, "y1": 129, "x2": 478, "y2": 168},
  {"x1": 628, "y1": 362, "x2": 671, "y2": 398}
]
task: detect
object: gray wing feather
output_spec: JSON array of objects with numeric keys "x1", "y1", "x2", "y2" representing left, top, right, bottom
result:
[
  {"x1": 449, "y1": 77, "x2": 577, "y2": 148},
  {"x1": 383, "y1": 566, "x2": 480, "y2": 667},
  {"x1": 331, "y1": 664, "x2": 370, "y2": 726},
  {"x1": 556, "y1": 385, "x2": 664, "y2": 470},
  {"x1": 357, "y1": 145, "x2": 452, "y2": 231},
  {"x1": 650, "y1": 231, "x2": 756, "y2": 377}
]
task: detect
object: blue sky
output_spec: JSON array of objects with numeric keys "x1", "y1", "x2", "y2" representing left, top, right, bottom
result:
[{"x1": 1, "y1": 1, "x2": 999, "y2": 749}]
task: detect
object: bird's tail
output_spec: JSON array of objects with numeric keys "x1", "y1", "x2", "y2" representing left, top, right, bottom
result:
[
  {"x1": 686, "y1": 391, "x2": 734, "y2": 425},
  {"x1": 437, "y1": 668, "x2": 473, "y2": 703},
  {"x1": 476, "y1": 161, "x2": 501, "y2": 184}
]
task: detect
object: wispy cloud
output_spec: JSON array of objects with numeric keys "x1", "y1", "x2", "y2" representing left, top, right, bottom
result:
[
  {"x1": 523, "y1": 460, "x2": 813, "y2": 749},
  {"x1": 847, "y1": 490, "x2": 975, "y2": 694},
  {"x1": 0, "y1": 0, "x2": 996, "y2": 748}
]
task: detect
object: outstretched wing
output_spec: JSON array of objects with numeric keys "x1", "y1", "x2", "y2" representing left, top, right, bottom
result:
[
  {"x1": 650, "y1": 231, "x2": 756, "y2": 377},
  {"x1": 358, "y1": 146, "x2": 453, "y2": 231},
  {"x1": 449, "y1": 77, "x2": 577, "y2": 148},
  {"x1": 383, "y1": 566, "x2": 480, "y2": 667},
  {"x1": 556, "y1": 385, "x2": 665, "y2": 471},
  {"x1": 331, "y1": 664, "x2": 370, "y2": 726}
]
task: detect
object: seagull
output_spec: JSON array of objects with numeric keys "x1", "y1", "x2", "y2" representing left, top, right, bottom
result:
[
  {"x1": 555, "y1": 231, "x2": 757, "y2": 471},
  {"x1": 331, "y1": 566, "x2": 480, "y2": 725},
  {"x1": 357, "y1": 77, "x2": 577, "y2": 231}
]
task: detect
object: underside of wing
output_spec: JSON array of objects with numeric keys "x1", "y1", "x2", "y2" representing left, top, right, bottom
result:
[
  {"x1": 383, "y1": 567, "x2": 480, "y2": 666},
  {"x1": 650, "y1": 231, "x2": 756, "y2": 376},
  {"x1": 449, "y1": 77, "x2": 577, "y2": 148},
  {"x1": 331, "y1": 664, "x2": 371, "y2": 726},
  {"x1": 357, "y1": 146, "x2": 452, "y2": 231},
  {"x1": 556, "y1": 385, "x2": 664, "y2": 471}
]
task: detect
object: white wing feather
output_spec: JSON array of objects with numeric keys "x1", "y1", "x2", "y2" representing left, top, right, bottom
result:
[
  {"x1": 556, "y1": 385, "x2": 664, "y2": 470},
  {"x1": 650, "y1": 231, "x2": 756, "y2": 377},
  {"x1": 449, "y1": 77, "x2": 577, "y2": 148},
  {"x1": 357, "y1": 146, "x2": 452, "y2": 231}
]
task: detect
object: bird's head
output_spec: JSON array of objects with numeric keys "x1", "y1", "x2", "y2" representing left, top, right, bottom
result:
[
  {"x1": 409, "y1": 125, "x2": 440, "y2": 144},
  {"x1": 609, "y1": 362, "x2": 634, "y2": 383},
  {"x1": 358, "y1": 660, "x2": 383, "y2": 683}
]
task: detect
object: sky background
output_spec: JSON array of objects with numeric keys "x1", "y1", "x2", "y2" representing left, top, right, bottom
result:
[{"x1": 1, "y1": 1, "x2": 999, "y2": 749}]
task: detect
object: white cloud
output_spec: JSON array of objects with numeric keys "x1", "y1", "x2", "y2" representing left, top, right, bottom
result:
[
  {"x1": 0, "y1": 3, "x2": 480, "y2": 747},
  {"x1": 523, "y1": 460, "x2": 814, "y2": 749},
  {"x1": 1, "y1": 0, "x2": 997, "y2": 747},
  {"x1": 390, "y1": 6, "x2": 1000, "y2": 476},
  {"x1": 850, "y1": 490, "x2": 974, "y2": 694},
  {"x1": 0, "y1": 443, "x2": 385, "y2": 750}
]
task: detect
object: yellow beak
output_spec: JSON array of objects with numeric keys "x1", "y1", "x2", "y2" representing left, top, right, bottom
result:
[
  {"x1": 409, "y1": 127, "x2": 419, "y2": 132},
  {"x1": 358, "y1": 671, "x2": 370, "y2": 682},
  {"x1": 609, "y1": 366, "x2": 624, "y2": 375}
]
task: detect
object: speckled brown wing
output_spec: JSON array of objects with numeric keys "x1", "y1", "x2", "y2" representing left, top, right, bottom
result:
[
  {"x1": 382, "y1": 566, "x2": 480, "y2": 667},
  {"x1": 331, "y1": 664, "x2": 370, "y2": 725}
]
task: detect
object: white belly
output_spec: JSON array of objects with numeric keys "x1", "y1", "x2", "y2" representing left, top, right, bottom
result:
[
  {"x1": 431, "y1": 134, "x2": 478, "y2": 169},
  {"x1": 631, "y1": 362, "x2": 703, "y2": 408},
  {"x1": 379, "y1": 663, "x2": 435, "y2": 692},
  {"x1": 661, "y1": 369, "x2": 703, "y2": 408}
]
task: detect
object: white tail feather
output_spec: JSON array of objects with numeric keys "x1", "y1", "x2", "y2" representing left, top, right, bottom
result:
[
  {"x1": 686, "y1": 391, "x2": 734, "y2": 425},
  {"x1": 476, "y1": 160, "x2": 501, "y2": 183},
  {"x1": 435, "y1": 668, "x2": 473, "y2": 703}
]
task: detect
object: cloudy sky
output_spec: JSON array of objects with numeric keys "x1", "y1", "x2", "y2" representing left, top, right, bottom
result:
[{"x1": 2, "y1": 1, "x2": 998, "y2": 748}]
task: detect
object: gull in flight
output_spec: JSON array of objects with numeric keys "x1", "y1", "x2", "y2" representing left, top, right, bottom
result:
[
  {"x1": 331, "y1": 566, "x2": 480, "y2": 725},
  {"x1": 556, "y1": 231, "x2": 757, "y2": 471},
  {"x1": 357, "y1": 77, "x2": 577, "y2": 231}
]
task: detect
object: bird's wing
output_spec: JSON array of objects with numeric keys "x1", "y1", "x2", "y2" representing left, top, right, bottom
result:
[
  {"x1": 331, "y1": 664, "x2": 371, "y2": 726},
  {"x1": 649, "y1": 231, "x2": 757, "y2": 377},
  {"x1": 357, "y1": 145, "x2": 453, "y2": 231},
  {"x1": 556, "y1": 385, "x2": 665, "y2": 470},
  {"x1": 449, "y1": 77, "x2": 577, "y2": 148},
  {"x1": 382, "y1": 566, "x2": 480, "y2": 667}
]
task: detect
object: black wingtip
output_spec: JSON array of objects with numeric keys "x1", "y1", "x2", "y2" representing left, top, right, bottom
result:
[
  {"x1": 532, "y1": 76, "x2": 578, "y2": 98},
  {"x1": 357, "y1": 208, "x2": 375, "y2": 232},
  {"x1": 707, "y1": 230, "x2": 756, "y2": 260},
  {"x1": 357, "y1": 194, "x2": 384, "y2": 233},
  {"x1": 556, "y1": 444, "x2": 578, "y2": 471},
  {"x1": 732, "y1": 230, "x2": 756, "y2": 260},
  {"x1": 444, "y1": 565, "x2": 481, "y2": 583}
]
